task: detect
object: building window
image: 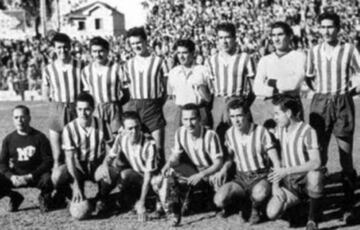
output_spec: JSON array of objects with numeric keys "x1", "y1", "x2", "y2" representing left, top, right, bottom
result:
[
  {"x1": 95, "y1": 18, "x2": 102, "y2": 30},
  {"x1": 78, "y1": 21, "x2": 85, "y2": 30}
]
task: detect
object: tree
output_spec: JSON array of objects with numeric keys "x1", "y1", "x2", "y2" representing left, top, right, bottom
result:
[{"x1": 18, "y1": 0, "x2": 54, "y2": 36}]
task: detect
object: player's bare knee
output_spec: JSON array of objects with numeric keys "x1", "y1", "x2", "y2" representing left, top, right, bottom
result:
[
  {"x1": 306, "y1": 171, "x2": 323, "y2": 195},
  {"x1": 213, "y1": 190, "x2": 228, "y2": 208},
  {"x1": 266, "y1": 197, "x2": 284, "y2": 220},
  {"x1": 251, "y1": 180, "x2": 270, "y2": 202}
]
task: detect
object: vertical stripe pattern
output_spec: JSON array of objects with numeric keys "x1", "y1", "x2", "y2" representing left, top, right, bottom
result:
[
  {"x1": 306, "y1": 43, "x2": 360, "y2": 94},
  {"x1": 123, "y1": 55, "x2": 168, "y2": 99},
  {"x1": 225, "y1": 125, "x2": 273, "y2": 172},
  {"x1": 62, "y1": 117, "x2": 111, "y2": 163},
  {"x1": 43, "y1": 59, "x2": 82, "y2": 102},
  {"x1": 81, "y1": 61, "x2": 125, "y2": 103},
  {"x1": 206, "y1": 53, "x2": 255, "y2": 97},
  {"x1": 173, "y1": 126, "x2": 223, "y2": 168},
  {"x1": 110, "y1": 133, "x2": 157, "y2": 174},
  {"x1": 277, "y1": 122, "x2": 319, "y2": 168}
]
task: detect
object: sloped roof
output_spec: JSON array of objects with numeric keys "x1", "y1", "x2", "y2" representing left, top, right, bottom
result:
[{"x1": 65, "y1": 1, "x2": 122, "y2": 18}]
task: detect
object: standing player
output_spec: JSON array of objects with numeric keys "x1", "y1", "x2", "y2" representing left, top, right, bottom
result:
[
  {"x1": 161, "y1": 104, "x2": 224, "y2": 223},
  {"x1": 306, "y1": 12, "x2": 360, "y2": 222},
  {"x1": 213, "y1": 99, "x2": 280, "y2": 224},
  {"x1": 51, "y1": 93, "x2": 118, "y2": 216},
  {"x1": 81, "y1": 36, "x2": 129, "y2": 134},
  {"x1": 0, "y1": 105, "x2": 53, "y2": 213},
  {"x1": 168, "y1": 39, "x2": 212, "y2": 127},
  {"x1": 206, "y1": 22, "x2": 256, "y2": 140},
  {"x1": 254, "y1": 21, "x2": 306, "y2": 118},
  {"x1": 42, "y1": 33, "x2": 82, "y2": 173},
  {"x1": 122, "y1": 27, "x2": 168, "y2": 165},
  {"x1": 267, "y1": 96, "x2": 323, "y2": 230}
]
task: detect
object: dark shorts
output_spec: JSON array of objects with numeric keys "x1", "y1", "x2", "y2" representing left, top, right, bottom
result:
[
  {"x1": 48, "y1": 102, "x2": 77, "y2": 133},
  {"x1": 233, "y1": 169, "x2": 268, "y2": 192},
  {"x1": 282, "y1": 170, "x2": 324, "y2": 199},
  {"x1": 95, "y1": 101, "x2": 122, "y2": 133},
  {"x1": 310, "y1": 93, "x2": 355, "y2": 137},
  {"x1": 123, "y1": 99, "x2": 166, "y2": 132}
]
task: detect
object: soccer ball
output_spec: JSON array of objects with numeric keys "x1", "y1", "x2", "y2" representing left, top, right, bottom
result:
[{"x1": 69, "y1": 199, "x2": 92, "y2": 220}]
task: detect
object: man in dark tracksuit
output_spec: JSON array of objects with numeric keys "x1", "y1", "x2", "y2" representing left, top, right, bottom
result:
[{"x1": 0, "y1": 105, "x2": 53, "y2": 213}]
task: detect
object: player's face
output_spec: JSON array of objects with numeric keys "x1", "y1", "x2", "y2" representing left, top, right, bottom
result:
[
  {"x1": 76, "y1": 101, "x2": 93, "y2": 123},
  {"x1": 123, "y1": 118, "x2": 141, "y2": 142},
  {"x1": 91, "y1": 45, "x2": 109, "y2": 64},
  {"x1": 54, "y1": 41, "x2": 70, "y2": 61},
  {"x1": 273, "y1": 105, "x2": 290, "y2": 128},
  {"x1": 129, "y1": 36, "x2": 147, "y2": 56},
  {"x1": 271, "y1": 27, "x2": 291, "y2": 51},
  {"x1": 182, "y1": 110, "x2": 200, "y2": 134},
  {"x1": 13, "y1": 108, "x2": 30, "y2": 132},
  {"x1": 176, "y1": 46, "x2": 193, "y2": 66},
  {"x1": 319, "y1": 19, "x2": 339, "y2": 43},
  {"x1": 229, "y1": 107, "x2": 250, "y2": 133},
  {"x1": 217, "y1": 30, "x2": 236, "y2": 54}
]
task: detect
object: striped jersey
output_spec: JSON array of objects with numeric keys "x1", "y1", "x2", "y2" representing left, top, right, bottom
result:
[
  {"x1": 43, "y1": 59, "x2": 82, "y2": 103},
  {"x1": 276, "y1": 122, "x2": 319, "y2": 168},
  {"x1": 122, "y1": 54, "x2": 169, "y2": 99},
  {"x1": 225, "y1": 124, "x2": 274, "y2": 172},
  {"x1": 173, "y1": 126, "x2": 223, "y2": 168},
  {"x1": 62, "y1": 117, "x2": 112, "y2": 167},
  {"x1": 205, "y1": 52, "x2": 255, "y2": 97},
  {"x1": 306, "y1": 42, "x2": 360, "y2": 94},
  {"x1": 81, "y1": 60, "x2": 128, "y2": 103},
  {"x1": 109, "y1": 132, "x2": 157, "y2": 174}
]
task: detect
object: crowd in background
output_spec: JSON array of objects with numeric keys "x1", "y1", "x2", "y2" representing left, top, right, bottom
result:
[{"x1": 1, "y1": 0, "x2": 360, "y2": 99}]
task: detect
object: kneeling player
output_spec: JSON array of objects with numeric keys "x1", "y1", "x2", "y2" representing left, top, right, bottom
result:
[
  {"x1": 161, "y1": 103, "x2": 224, "y2": 223},
  {"x1": 52, "y1": 93, "x2": 119, "y2": 216},
  {"x1": 213, "y1": 99, "x2": 280, "y2": 224},
  {"x1": 105, "y1": 111, "x2": 164, "y2": 222},
  {"x1": 267, "y1": 96, "x2": 324, "y2": 230},
  {"x1": 0, "y1": 105, "x2": 53, "y2": 213}
]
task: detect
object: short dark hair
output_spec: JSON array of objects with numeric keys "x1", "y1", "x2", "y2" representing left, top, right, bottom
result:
[
  {"x1": 126, "y1": 27, "x2": 147, "y2": 40},
  {"x1": 173, "y1": 39, "x2": 196, "y2": 53},
  {"x1": 90, "y1": 36, "x2": 109, "y2": 51},
  {"x1": 216, "y1": 23, "x2": 236, "y2": 37},
  {"x1": 181, "y1": 103, "x2": 201, "y2": 119},
  {"x1": 76, "y1": 92, "x2": 95, "y2": 109},
  {"x1": 13, "y1": 105, "x2": 30, "y2": 116},
  {"x1": 227, "y1": 98, "x2": 251, "y2": 116},
  {"x1": 271, "y1": 21, "x2": 293, "y2": 37},
  {"x1": 51, "y1": 33, "x2": 71, "y2": 48},
  {"x1": 318, "y1": 12, "x2": 340, "y2": 28},
  {"x1": 121, "y1": 111, "x2": 141, "y2": 125},
  {"x1": 272, "y1": 95, "x2": 300, "y2": 117}
]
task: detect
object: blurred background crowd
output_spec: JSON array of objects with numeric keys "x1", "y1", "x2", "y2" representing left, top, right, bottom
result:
[{"x1": 1, "y1": 0, "x2": 360, "y2": 99}]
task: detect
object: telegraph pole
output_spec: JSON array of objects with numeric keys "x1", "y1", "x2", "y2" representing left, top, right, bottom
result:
[{"x1": 40, "y1": 0, "x2": 46, "y2": 36}]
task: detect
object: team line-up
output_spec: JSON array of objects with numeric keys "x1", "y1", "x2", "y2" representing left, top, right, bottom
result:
[{"x1": 2, "y1": 12, "x2": 360, "y2": 230}]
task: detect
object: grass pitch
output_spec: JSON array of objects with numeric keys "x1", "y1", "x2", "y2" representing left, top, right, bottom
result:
[{"x1": 0, "y1": 99, "x2": 359, "y2": 229}]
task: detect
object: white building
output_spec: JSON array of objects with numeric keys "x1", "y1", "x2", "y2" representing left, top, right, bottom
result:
[{"x1": 62, "y1": 1, "x2": 125, "y2": 39}]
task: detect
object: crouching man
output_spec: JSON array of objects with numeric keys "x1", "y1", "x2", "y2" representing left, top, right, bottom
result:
[
  {"x1": 103, "y1": 111, "x2": 167, "y2": 222},
  {"x1": 267, "y1": 96, "x2": 324, "y2": 230},
  {"x1": 0, "y1": 105, "x2": 53, "y2": 213},
  {"x1": 213, "y1": 99, "x2": 280, "y2": 224},
  {"x1": 52, "y1": 92, "x2": 119, "y2": 216},
  {"x1": 160, "y1": 103, "x2": 224, "y2": 225}
]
